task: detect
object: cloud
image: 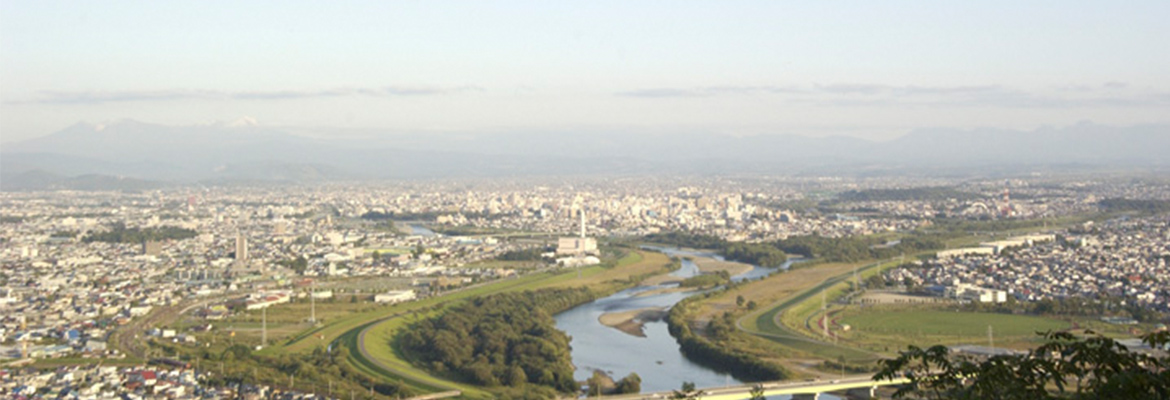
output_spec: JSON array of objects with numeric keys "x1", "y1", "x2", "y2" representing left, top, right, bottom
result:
[
  {"x1": 14, "y1": 86, "x2": 483, "y2": 104},
  {"x1": 617, "y1": 83, "x2": 1169, "y2": 109},
  {"x1": 618, "y1": 85, "x2": 803, "y2": 98}
]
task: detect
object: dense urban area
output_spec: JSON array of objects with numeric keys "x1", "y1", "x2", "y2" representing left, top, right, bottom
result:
[{"x1": 1, "y1": 175, "x2": 1168, "y2": 399}]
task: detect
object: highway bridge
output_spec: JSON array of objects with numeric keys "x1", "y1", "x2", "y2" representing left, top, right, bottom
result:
[{"x1": 598, "y1": 375, "x2": 909, "y2": 400}]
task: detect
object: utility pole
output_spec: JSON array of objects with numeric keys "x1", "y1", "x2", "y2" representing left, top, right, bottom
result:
[
  {"x1": 310, "y1": 281, "x2": 316, "y2": 324},
  {"x1": 988, "y1": 325, "x2": 994, "y2": 349},
  {"x1": 262, "y1": 307, "x2": 267, "y2": 348}
]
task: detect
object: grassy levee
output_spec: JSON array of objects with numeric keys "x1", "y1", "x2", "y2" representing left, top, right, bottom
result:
[
  {"x1": 343, "y1": 249, "x2": 672, "y2": 397},
  {"x1": 777, "y1": 258, "x2": 904, "y2": 340},
  {"x1": 738, "y1": 259, "x2": 902, "y2": 361},
  {"x1": 343, "y1": 317, "x2": 492, "y2": 398}
]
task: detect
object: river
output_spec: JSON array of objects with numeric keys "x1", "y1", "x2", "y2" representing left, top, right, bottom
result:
[
  {"x1": 555, "y1": 247, "x2": 800, "y2": 395},
  {"x1": 407, "y1": 223, "x2": 436, "y2": 237}
]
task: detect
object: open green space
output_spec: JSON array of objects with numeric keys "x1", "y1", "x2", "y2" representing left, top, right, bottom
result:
[
  {"x1": 838, "y1": 308, "x2": 1071, "y2": 353},
  {"x1": 841, "y1": 309, "x2": 1069, "y2": 337}
]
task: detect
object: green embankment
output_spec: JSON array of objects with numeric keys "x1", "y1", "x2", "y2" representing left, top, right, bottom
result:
[{"x1": 739, "y1": 258, "x2": 903, "y2": 361}]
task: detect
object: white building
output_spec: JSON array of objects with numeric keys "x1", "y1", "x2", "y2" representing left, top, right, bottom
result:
[
  {"x1": 374, "y1": 290, "x2": 416, "y2": 304},
  {"x1": 946, "y1": 282, "x2": 1008, "y2": 303},
  {"x1": 557, "y1": 209, "x2": 598, "y2": 256}
]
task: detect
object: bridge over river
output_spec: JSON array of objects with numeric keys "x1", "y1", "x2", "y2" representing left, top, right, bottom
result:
[{"x1": 596, "y1": 375, "x2": 910, "y2": 400}]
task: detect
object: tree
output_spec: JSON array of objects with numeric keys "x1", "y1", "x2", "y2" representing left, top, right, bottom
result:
[
  {"x1": 749, "y1": 384, "x2": 766, "y2": 400},
  {"x1": 746, "y1": 300, "x2": 758, "y2": 311},
  {"x1": 585, "y1": 370, "x2": 608, "y2": 396},
  {"x1": 874, "y1": 331, "x2": 1170, "y2": 400},
  {"x1": 736, "y1": 295, "x2": 746, "y2": 307},
  {"x1": 671, "y1": 381, "x2": 706, "y2": 399},
  {"x1": 615, "y1": 373, "x2": 642, "y2": 394}
]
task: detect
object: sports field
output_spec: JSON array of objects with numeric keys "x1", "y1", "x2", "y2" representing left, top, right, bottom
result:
[{"x1": 838, "y1": 309, "x2": 1070, "y2": 351}]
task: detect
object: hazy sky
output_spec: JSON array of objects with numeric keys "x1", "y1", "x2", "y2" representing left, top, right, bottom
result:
[{"x1": 2, "y1": 1, "x2": 1168, "y2": 143}]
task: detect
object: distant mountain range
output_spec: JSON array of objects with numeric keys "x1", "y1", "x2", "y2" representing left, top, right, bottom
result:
[{"x1": 2, "y1": 120, "x2": 1167, "y2": 189}]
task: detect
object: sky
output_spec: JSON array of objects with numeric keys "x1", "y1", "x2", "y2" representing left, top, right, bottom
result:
[{"x1": 2, "y1": 0, "x2": 1169, "y2": 143}]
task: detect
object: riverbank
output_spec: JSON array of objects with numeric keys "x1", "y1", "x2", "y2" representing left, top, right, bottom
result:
[
  {"x1": 692, "y1": 257, "x2": 753, "y2": 276},
  {"x1": 599, "y1": 307, "x2": 669, "y2": 337}
]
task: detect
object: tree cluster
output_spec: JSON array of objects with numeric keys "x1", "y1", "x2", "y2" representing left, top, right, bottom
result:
[
  {"x1": 495, "y1": 247, "x2": 548, "y2": 261},
  {"x1": 875, "y1": 330, "x2": 1170, "y2": 400},
  {"x1": 667, "y1": 295, "x2": 790, "y2": 382},
  {"x1": 720, "y1": 242, "x2": 788, "y2": 267},
  {"x1": 276, "y1": 256, "x2": 309, "y2": 274},
  {"x1": 836, "y1": 187, "x2": 981, "y2": 202},
  {"x1": 774, "y1": 234, "x2": 942, "y2": 263},
  {"x1": 398, "y1": 288, "x2": 596, "y2": 393},
  {"x1": 1097, "y1": 198, "x2": 1170, "y2": 214},
  {"x1": 643, "y1": 232, "x2": 727, "y2": 249},
  {"x1": 82, "y1": 223, "x2": 197, "y2": 243}
]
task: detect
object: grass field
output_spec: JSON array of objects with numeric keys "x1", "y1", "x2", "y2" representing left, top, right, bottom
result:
[
  {"x1": 842, "y1": 309, "x2": 1069, "y2": 338},
  {"x1": 838, "y1": 308, "x2": 1071, "y2": 351}
]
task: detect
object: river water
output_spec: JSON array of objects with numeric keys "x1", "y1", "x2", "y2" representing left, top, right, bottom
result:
[
  {"x1": 408, "y1": 223, "x2": 436, "y2": 236},
  {"x1": 554, "y1": 247, "x2": 793, "y2": 394}
]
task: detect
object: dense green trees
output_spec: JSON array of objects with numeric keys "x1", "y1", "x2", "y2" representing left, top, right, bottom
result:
[
  {"x1": 875, "y1": 331, "x2": 1170, "y2": 399},
  {"x1": 774, "y1": 234, "x2": 942, "y2": 263},
  {"x1": 495, "y1": 248, "x2": 548, "y2": 261},
  {"x1": 276, "y1": 256, "x2": 309, "y2": 274},
  {"x1": 82, "y1": 223, "x2": 197, "y2": 243},
  {"x1": 615, "y1": 373, "x2": 642, "y2": 394},
  {"x1": 667, "y1": 295, "x2": 790, "y2": 382},
  {"x1": 1096, "y1": 198, "x2": 1170, "y2": 214},
  {"x1": 398, "y1": 288, "x2": 597, "y2": 393},
  {"x1": 644, "y1": 231, "x2": 940, "y2": 266},
  {"x1": 671, "y1": 382, "x2": 706, "y2": 399},
  {"x1": 837, "y1": 187, "x2": 980, "y2": 202},
  {"x1": 643, "y1": 232, "x2": 727, "y2": 249},
  {"x1": 720, "y1": 242, "x2": 788, "y2": 267}
]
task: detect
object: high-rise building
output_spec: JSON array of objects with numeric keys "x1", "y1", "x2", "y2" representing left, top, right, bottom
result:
[{"x1": 235, "y1": 232, "x2": 248, "y2": 261}]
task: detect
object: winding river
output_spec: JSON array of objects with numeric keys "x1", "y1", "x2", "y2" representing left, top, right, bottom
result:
[{"x1": 554, "y1": 247, "x2": 793, "y2": 393}]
